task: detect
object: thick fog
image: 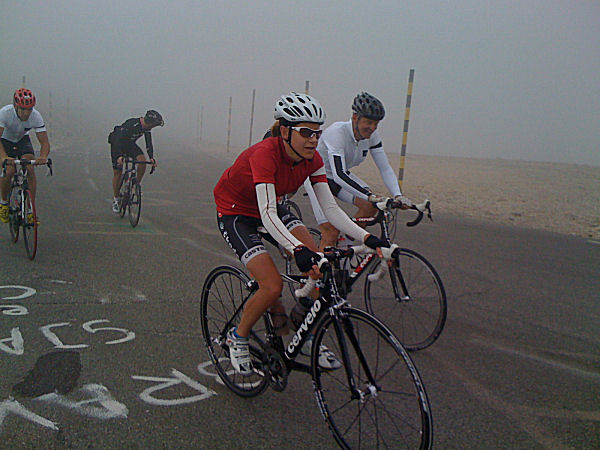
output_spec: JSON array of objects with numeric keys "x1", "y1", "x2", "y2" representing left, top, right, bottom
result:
[{"x1": 2, "y1": 0, "x2": 599, "y2": 165}]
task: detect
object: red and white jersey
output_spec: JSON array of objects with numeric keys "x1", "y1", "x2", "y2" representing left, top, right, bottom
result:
[
  {"x1": 214, "y1": 136, "x2": 326, "y2": 218},
  {"x1": 0, "y1": 105, "x2": 46, "y2": 143}
]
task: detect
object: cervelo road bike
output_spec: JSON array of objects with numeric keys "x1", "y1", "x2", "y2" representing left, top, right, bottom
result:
[
  {"x1": 200, "y1": 250, "x2": 433, "y2": 449},
  {"x1": 1, "y1": 158, "x2": 53, "y2": 260},
  {"x1": 117, "y1": 156, "x2": 154, "y2": 227},
  {"x1": 284, "y1": 199, "x2": 447, "y2": 351}
]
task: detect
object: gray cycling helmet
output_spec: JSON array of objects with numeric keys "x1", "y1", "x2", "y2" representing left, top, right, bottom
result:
[
  {"x1": 352, "y1": 92, "x2": 385, "y2": 121},
  {"x1": 274, "y1": 92, "x2": 326, "y2": 125},
  {"x1": 144, "y1": 110, "x2": 164, "y2": 126}
]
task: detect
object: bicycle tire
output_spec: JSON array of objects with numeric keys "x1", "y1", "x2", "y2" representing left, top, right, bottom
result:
[
  {"x1": 200, "y1": 265, "x2": 269, "y2": 398},
  {"x1": 117, "y1": 175, "x2": 127, "y2": 218},
  {"x1": 128, "y1": 178, "x2": 142, "y2": 227},
  {"x1": 364, "y1": 248, "x2": 447, "y2": 351},
  {"x1": 8, "y1": 186, "x2": 20, "y2": 243},
  {"x1": 311, "y1": 306, "x2": 433, "y2": 449},
  {"x1": 287, "y1": 199, "x2": 303, "y2": 221},
  {"x1": 385, "y1": 209, "x2": 399, "y2": 241},
  {"x1": 22, "y1": 190, "x2": 37, "y2": 260}
]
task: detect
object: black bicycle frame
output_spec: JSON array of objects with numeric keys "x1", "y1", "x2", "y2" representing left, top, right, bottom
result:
[
  {"x1": 228, "y1": 273, "x2": 322, "y2": 373},
  {"x1": 229, "y1": 265, "x2": 380, "y2": 391}
]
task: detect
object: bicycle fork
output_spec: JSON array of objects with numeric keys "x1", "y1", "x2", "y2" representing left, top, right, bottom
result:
[
  {"x1": 389, "y1": 263, "x2": 411, "y2": 303},
  {"x1": 332, "y1": 308, "x2": 380, "y2": 402}
]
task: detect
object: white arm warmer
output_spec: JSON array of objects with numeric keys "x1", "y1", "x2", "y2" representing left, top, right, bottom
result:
[
  {"x1": 371, "y1": 148, "x2": 402, "y2": 197},
  {"x1": 256, "y1": 183, "x2": 302, "y2": 254},
  {"x1": 312, "y1": 182, "x2": 368, "y2": 242}
]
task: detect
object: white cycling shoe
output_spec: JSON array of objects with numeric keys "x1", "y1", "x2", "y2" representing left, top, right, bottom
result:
[
  {"x1": 301, "y1": 336, "x2": 342, "y2": 370},
  {"x1": 226, "y1": 327, "x2": 253, "y2": 376}
]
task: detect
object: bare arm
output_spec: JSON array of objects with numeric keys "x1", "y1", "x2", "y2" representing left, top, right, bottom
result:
[
  {"x1": 35, "y1": 130, "x2": 50, "y2": 161},
  {"x1": 0, "y1": 127, "x2": 7, "y2": 159}
]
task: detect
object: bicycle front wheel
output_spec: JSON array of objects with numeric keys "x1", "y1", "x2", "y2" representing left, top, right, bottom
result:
[
  {"x1": 8, "y1": 186, "x2": 20, "y2": 243},
  {"x1": 22, "y1": 190, "x2": 37, "y2": 260},
  {"x1": 312, "y1": 307, "x2": 433, "y2": 449},
  {"x1": 287, "y1": 199, "x2": 303, "y2": 221},
  {"x1": 117, "y1": 175, "x2": 127, "y2": 218},
  {"x1": 385, "y1": 209, "x2": 399, "y2": 241},
  {"x1": 364, "y1": 249, "x2": 447, "y2": 351},
  {"x1": 200, "y1": 265, "x2": 269, "y2": 398},
  {"x1": 128, "y1": 178, "x2": 142, "y2": 227}
]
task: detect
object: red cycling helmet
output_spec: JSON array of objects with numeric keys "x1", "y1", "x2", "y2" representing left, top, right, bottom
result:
[{"x1": 14, "y1": 88, "x2": 36, "y2": 109}]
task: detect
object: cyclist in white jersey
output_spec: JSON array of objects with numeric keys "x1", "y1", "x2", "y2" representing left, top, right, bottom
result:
[
  {"x1": 304, "y1": 92, "x2": 410, "y2": 248},
  {"x1": 0, "y1": 89, "x2": 50, "y2": 223}
]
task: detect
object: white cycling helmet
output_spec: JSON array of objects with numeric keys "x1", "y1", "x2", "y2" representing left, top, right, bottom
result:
[{"x1": 274, "y1": 92, "x2": 326, "y2": 125}]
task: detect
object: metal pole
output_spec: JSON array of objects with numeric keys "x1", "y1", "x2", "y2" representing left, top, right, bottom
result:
[
  {"x1": 196, "y1": 104, "x2": 200, "y2": 147},
  {"x1": 200, "y1": 105, "x2": 203, "y2": 143},
  {"x1": 226, "y1": 96, "x2": 232, "y2": 153},
  {"x1": 398, "y1": 69, "x2": 414, "y2": 189},
  {"x1": 249, "y1": 88, "x2": 256, "y2": 146}
]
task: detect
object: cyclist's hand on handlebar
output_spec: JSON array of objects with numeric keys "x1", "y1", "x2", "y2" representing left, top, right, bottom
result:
[
  {"x1": 150, "y1": 158, "x2": 157, "y2": 168},
  {"x1": 364, "y1": 234, "x2": 390, "y2": 258},
  {"x1": 394, "y1": 195, "x2": 413, "y2": 209},
  {"x1": 36, "y1": 157, "x2": 48, "y2": 165},
  {"x1": 116, "y1": 156, "x2": 124, "y2": 167},
  {"x1": 294, "y1": 245, "x2": 321, "y2": 274},
  {"x1": 368, "y1": 193, "x2": 386, "y2": 204}
]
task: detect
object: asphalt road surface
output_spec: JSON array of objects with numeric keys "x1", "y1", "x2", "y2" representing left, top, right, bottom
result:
[{"x1": 1, "y1": 142, "x2": 598, "y2": 448}]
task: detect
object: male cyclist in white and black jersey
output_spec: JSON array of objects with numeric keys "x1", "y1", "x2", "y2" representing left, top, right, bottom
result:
[
  {"x1": 109, "y1": 110, "x2": 163, "y2": 212},
  {"x1": 0, "y1": 88, "x2": 50, "y2": 223},
  {"x1": 304, "y1": 92, "x2": 411, "y2": 248}
]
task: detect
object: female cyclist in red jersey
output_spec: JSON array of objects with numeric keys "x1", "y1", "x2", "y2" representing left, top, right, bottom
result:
[{"x1": 213, "y1": 92, "x2": 389, "y2": 375}]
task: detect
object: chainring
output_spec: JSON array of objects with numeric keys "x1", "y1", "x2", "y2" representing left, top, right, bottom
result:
[{"x1": 262, "y1": 348, "x2": 288, "y2": 392}]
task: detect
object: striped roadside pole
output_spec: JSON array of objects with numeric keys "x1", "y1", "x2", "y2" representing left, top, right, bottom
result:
[{"x1": 398, "y1": 69, "x2": 414, "y2": 189}]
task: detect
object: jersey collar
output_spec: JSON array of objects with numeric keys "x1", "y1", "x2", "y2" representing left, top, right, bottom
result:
[
  {"x1": 345, "y1": 120, "x2": 360, "y2": 144},
  {"x1": 278, "y1": 136, "x2": 302, "y2": 166}
]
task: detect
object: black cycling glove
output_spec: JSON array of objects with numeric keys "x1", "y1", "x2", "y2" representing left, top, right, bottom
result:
[
  {"x1": 294, "y1": 246, "x2": 320, "y2": 272},
  {"x1": 364, "y1": 234, "x2": 390, "y2": 250}
]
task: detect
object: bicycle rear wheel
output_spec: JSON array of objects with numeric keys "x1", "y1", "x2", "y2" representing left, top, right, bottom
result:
[
  {"x1": 364, "y1": 249, "x2": 447, "y2": 351},
  {"x1": 8, "y1": 186, "x2": 20, "y2": 242},
  {"x1": 312, "y1": 307, "x2": 433, "y2": 449},
  {"x1": 200, "y1": 265, "x2": 269, "y2": 397},
  {"x1": 117, "y1": 175, "x2": 127, "y2": 218},
  {"x1": 128, "y1": 178, "x2": 142, "y2": 227},
  {"x1": 22, "y1": 190, "x2": 37, "y2": 260}
]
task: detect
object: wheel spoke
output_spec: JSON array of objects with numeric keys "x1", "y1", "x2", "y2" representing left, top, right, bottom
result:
[
  {"x1": 364, "y1": 250, "x2": 447, "y2": 351},
  {"x1": 312, "y1": 308, "x2": 432, "y2": 448}
]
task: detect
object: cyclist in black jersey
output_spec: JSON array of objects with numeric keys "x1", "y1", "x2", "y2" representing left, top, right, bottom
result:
[{"x1": 109, "y1": 110, "x2": 163, "y2": 213}]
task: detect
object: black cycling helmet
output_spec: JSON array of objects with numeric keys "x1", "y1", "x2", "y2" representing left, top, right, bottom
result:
[
  {"x1": 144, "y1": 110, "x2": 164, "y2": 127},
  {"x1": 352, "y1": 92, "x2": 385, "y2": 121}
]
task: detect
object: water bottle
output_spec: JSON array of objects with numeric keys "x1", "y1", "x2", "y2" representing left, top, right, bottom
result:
[{"x1": 289, "y1": 296, "x2": 314, "y2": 331}]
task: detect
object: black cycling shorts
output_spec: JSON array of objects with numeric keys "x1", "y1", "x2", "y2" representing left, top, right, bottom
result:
[
  {"x1": 1, "y1": 136, "x2": 34, "y2": 157},
  {"x1": 110, "y1": 141, "x2": 143, "y2": 169},
  {"x1": 217, "y1": 203, "x2": 302, "y2": 266}
]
